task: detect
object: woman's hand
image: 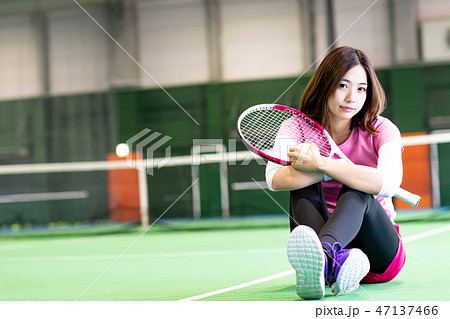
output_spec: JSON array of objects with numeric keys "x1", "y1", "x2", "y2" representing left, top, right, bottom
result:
[{"x1": 287, "y1": 143, "x2": 325, "y2": 172}]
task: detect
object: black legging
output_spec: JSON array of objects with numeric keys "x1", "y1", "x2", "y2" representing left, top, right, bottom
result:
[{"x1": 289, "y1": 183, "x2": 399, "y2": 274}]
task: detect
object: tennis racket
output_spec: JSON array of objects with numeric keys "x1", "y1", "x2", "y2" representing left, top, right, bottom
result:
[{"x1": 237, "y1": 104, "x2": 421, "y2": 207}]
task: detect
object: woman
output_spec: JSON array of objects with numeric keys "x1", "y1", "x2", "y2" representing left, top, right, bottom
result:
[{"x1": 265, "y1": 46, "x2": 406, "y2": 299}]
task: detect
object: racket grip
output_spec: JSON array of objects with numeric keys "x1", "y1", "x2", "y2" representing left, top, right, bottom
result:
[{"x1": 394, "y1": 188, "x2": 421, "y2": 208}]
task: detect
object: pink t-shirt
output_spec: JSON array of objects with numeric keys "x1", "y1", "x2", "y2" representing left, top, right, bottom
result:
[{"x1": 321, "y1": 116, "x2": 402, "y2": 220}]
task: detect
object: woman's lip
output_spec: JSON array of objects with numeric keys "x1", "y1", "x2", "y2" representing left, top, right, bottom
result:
[{"x1": 340, "y1": 106, "x2": 355, "y2": 111}]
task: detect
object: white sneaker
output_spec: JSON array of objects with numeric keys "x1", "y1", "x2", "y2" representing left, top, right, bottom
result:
[{"x1": 287, "y1": 225, "x2": 326, "y2": 300}]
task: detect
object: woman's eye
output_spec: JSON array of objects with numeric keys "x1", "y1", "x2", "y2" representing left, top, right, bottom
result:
[
  {"x1": 358, "y1": 87, "x2": 367, "y2": 92},
  {"x1": 339, "y1": 83, "x2": 347, "y2": 88}
]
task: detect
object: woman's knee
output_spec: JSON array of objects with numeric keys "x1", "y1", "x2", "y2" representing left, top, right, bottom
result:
[
  {"x1": 338, "y1": 184, "x2": 373, "y2": 203},
  {"x1": 291, "y1": 183, "x2": 322, "y2": 199}
]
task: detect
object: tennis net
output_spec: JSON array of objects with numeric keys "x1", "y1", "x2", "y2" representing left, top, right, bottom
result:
[{"x1": 0, "y1": 132, "x2": 449, "y2": 231}]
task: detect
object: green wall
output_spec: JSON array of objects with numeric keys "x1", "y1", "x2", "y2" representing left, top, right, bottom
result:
[
  {"x1": 1, "y1": 62, "x2": 450, "y2": 226},
  {"x1": 0, "y1": 93, "x2": 114, "y2": 226}
]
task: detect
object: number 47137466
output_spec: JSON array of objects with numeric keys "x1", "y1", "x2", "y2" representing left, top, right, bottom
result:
[{"x1": 375, "y1": 306, "x2": 438, "y2": 316}]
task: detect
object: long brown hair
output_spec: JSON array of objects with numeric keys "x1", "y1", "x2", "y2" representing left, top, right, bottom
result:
[{"x1": 299, "y1": 46, "x2": 385, "y2": 135}]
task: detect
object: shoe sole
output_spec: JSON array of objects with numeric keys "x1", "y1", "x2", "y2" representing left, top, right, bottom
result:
[
  {"x1": 287, "y1": 225, "x2": 325, "y2": 300},
  {"x1": 331, "y1": 249, "x2": 370, "y2": 296}
]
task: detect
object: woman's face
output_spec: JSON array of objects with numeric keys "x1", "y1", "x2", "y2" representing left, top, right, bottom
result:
[{"x1": 327, "y1": 64, "x2": 368, "y2": 124}]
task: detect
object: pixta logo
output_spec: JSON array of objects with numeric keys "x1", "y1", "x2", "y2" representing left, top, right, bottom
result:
[{"x1": 126, "y1": 128, "x2": 172, "y2": 176}]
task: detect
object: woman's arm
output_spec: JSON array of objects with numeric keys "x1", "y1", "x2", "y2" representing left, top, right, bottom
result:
[
  {"x1": 320, "y1": 158, "x2": 383, "y2": 194},
  {"x1": 283, "y1": 142, "x2": 402, "y2": 196},
  {"x1": 270, "y1": 156, "x2": 382, "y2": 194},
  {"x1": 269, "y1": 165, "x2": 324, "y2": 191},
  {"x1": 319, "y1": 142, "x2": 403, "y2": 196},
  {"x1": 265, "y1": 135, "x2": 326, "y2": 191},
  {"x1": 266, "y1": 141, "x2": 327, "y2": 191}
]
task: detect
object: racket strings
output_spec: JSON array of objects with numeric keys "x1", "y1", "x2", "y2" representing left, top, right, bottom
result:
[
  {"x1": 239, "y1": 108, "x2": 332, "y2": 157},
  {"x1": 240, "y1": 109, "x2": 291, "y2": 150}
]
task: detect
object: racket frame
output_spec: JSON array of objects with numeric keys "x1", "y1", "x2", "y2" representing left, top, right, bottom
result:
[{"x1": 237, "y1": 104, "x2": 330, "y2": 165}]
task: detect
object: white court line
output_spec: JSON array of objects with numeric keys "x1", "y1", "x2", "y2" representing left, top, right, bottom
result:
[
  {"x1": 178, "y1": 223, "x2": 450, "y2": 301},
  {"x1": 402, "y1": 223, "x2": 450, "y2": 243},
  {"x1": 178, "y1": 270, "x2": 295, "y2": 302}
]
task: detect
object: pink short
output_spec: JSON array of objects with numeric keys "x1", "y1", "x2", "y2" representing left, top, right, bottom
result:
[{"x1": 361, "y1": 224, "x2": 406, "y2": 283}]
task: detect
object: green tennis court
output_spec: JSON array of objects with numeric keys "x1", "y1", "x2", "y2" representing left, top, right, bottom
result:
[{"x1": 1, "y1": 209, "x2": 449, "y2": 301}]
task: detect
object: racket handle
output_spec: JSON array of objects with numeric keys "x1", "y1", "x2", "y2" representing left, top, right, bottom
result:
[{"x1": 395, "y1": 188, "x2": 421, "y2": 208}]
